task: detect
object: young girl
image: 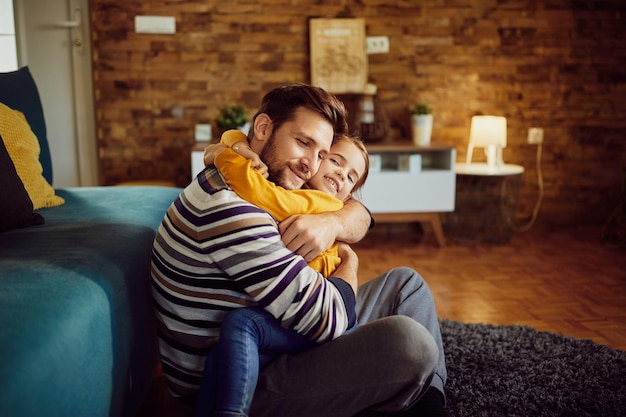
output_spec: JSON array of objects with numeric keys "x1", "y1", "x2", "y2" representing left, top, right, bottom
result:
[{"x1": 194, "y1": 130, "x2": 370, "y2": 417}]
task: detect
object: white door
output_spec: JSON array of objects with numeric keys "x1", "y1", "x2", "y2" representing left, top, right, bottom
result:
[{"x1": 13, "y1": 0, "x2": 98, "y2": 187}]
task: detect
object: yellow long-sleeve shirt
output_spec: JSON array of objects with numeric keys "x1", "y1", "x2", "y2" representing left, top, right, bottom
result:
[{"x1": 216, "y1": 130, "x2": 344, "y2": 277}]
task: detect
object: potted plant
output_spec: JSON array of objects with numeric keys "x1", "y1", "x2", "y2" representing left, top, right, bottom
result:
[
  {"x1": 410, "y1": 103, "x2": 433, "y2": 146},
  {"x1": 215, "y1": 104, "x2": 250, "y2": 135}
]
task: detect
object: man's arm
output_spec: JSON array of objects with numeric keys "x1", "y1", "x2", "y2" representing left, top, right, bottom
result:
[
  {"x1": 218, "y1": 215, "x2": 357, "y2": 341},
  {"x1": 279, "y1": 198, "x2": 371, "y2": 262}
]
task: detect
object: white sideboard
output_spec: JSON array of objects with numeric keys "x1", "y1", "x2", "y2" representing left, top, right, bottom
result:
[
  {"x1": 358, "y1": 143, "x2": 456, "y2": 213},
  {"x1": 358, "y1": 143, "x2": 456, "y2": 246}
]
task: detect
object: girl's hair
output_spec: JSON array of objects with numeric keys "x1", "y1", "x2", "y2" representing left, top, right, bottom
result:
[
  {"x1": 250, "y1": 83, "x2": 349, "y2": 139},
  {"x1": 334, "y1": 134, "x2": 369, "y2": 195}
]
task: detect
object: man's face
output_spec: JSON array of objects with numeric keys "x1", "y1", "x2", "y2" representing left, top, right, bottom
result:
[{"x1": 259, "y1": 107, "x2": 334, "y2": 190}]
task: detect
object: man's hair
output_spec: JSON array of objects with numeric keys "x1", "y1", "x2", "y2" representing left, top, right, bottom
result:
[{"x1": 250, "y1": 84, "x2": 349, "y2": 139}]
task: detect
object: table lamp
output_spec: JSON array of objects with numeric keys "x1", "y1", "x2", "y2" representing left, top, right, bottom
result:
[{"x1": 467, "y1": 115, "x2": 507, "y2": 169}]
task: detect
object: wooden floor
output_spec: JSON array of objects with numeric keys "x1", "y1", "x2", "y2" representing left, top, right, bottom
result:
[{"x1": 353, "y1": 223, "x2": 626, "y2": 351}]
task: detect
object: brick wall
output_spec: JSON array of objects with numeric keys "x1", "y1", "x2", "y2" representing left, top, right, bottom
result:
[{"x1": 90, "y1": 0, "x2": 626, "y2": 228}]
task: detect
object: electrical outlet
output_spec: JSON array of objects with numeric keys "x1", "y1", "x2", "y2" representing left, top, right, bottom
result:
[
  {"x1": 527, "y1": 127, "x2": 544, "y2": 144},
  {"x1": 366, "y1": 36, "x2": 389, "y2": 54}
]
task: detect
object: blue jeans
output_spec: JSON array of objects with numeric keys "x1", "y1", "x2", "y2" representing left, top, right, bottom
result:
[{"x1": 194, "y1": 307, "x2": 316, "y2": 417}]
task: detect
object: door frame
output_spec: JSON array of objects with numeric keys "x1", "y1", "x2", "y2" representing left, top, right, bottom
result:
[{"x1": 13, "y1": 0, "x2": 99, "y2": 186}]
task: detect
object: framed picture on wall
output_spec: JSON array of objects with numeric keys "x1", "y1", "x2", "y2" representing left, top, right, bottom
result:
[{"x1": 309, "y1": 18, "x2": 368, "y2": 94}]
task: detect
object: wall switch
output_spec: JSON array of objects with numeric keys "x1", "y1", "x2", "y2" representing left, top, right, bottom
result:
[
  {"x1": 366, "y1": 36, "x2": 389, "y2": 54},
  {"x1": 135, "y1": 16, "x2": 176, "y2": 34},
  {"x1": 195, "y1": 124, "x2": 212, "y2": 142},
  {"x1": 527, "y1": 127, "x2": 544, "y2": 144}
]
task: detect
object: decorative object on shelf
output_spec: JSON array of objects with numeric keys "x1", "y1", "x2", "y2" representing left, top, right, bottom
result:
[
  {"x1": 353, "y1": 83, "x2": 389, "y2": 143},
  {"x1": 398, "y1": 154, "x2": 422, "y2": 173},
  {"x1": 215, "y1": 104, "x2": 249, "y2": 136},
  {"x1": 410, "y1": 103, "x2": 433, "y2": 146},
  {"x1": 466, "y1": 115, "x2": 507, "y2": 169},
  {"x1": 309, "y1": 18, "x2": 368, "y2": 94}
]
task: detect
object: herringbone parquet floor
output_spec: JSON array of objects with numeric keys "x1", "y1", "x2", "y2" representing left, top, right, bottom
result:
[{"x1": 353, "y1": 223, "x2": 626, "y2": 351}]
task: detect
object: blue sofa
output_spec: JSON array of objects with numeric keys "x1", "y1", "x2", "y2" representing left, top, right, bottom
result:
[{"x1": 0, "y1": 67, "x2": 181, "y2": 417}]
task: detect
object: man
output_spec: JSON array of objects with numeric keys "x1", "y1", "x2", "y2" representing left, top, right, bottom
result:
[{"x1": 151, "y1": 83, "x2": 447, "y2": 416}]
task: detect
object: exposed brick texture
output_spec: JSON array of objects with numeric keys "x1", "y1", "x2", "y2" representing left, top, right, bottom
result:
[{"x1": 90, "y1": 0, "x2": 626, "y2": 227}]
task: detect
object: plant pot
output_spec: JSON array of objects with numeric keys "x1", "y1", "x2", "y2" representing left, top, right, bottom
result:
[{"x1": 412, "y1": 114, "x2": 433, "y2": 146}]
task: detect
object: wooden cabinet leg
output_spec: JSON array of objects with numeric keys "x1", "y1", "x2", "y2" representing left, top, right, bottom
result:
[{"x1": 427, "y1": 213, "x2": 446, "y2": 247}]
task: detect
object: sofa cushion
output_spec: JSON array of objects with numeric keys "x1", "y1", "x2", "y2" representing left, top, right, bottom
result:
[
  {"x1": 0, "y1": 134, "x2": 45, "y2": 232},
  {"x1": 0, "y1": 67, "x2": 52, "y2": 184},
  {"x1": 0, "y1": 102, "x2": 64, "y2": 209}
]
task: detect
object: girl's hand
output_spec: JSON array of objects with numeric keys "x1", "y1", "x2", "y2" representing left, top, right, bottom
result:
[
  {"x1": 203, "y1": 143, "x2": 228, "y2": 166},
  {"x1": 232, "y1": 142, "x2": 269, "y2": 178}
]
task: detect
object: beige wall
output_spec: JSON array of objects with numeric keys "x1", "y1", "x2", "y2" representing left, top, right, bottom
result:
[{"x1": 90, "y1": 0, "x2": 626, "y2": 227}]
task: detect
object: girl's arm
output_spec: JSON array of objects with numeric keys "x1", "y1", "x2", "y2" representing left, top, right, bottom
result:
[
  {"x1": 215, "y1": 149, "x2": 343, "y2": 221},
  {"x1": 212, "y1": 130, "x2": 344, "y2": 222},
  {"x1": 203, "y1": 130, "x2": 268, "y2": 178}
]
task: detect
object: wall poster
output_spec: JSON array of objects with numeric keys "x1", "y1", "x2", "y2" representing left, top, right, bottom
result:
[{"x1": 309, "y1": 18, "x2": 368, "y2": 94}]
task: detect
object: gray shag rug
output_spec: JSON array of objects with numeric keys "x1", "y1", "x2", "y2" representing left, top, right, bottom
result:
[{"x1": 440, "y1": 319, "x2": 626, "y2": 417}]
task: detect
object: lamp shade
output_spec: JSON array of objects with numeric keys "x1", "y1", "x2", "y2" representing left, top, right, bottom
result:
[{"x1": 469, "y1": 115, "x2": 507, "y2": 148}]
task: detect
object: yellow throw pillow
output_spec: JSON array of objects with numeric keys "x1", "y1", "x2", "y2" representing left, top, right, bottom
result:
[{"x1": 0, "y1": 102, "x2": 64, "y2": 209}]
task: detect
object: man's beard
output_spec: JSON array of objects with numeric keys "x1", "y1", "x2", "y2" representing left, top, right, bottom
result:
[{"x1": 260, "y1": 133, "x2": 310, "y2": 190}]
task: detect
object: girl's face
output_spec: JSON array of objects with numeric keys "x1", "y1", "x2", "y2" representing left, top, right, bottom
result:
[{"x1": 307, "y1": 140, "x2": 367, "y2": 201}]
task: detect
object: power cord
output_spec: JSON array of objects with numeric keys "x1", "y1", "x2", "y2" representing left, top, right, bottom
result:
[{"x1": 502, "y1": 143, "x2": 544, "y2": 232}]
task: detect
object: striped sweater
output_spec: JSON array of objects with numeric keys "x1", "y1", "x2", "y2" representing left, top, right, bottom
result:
[{"x1": 151, "y1": 166, "x2": 357, "y2": 398}]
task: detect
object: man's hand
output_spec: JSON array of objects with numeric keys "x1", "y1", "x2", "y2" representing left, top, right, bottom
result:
[
  {"x1": 279, "y1": 199, "x2": 371, "y2": 261},
  {"x1": 334, "y1": 243, "x2": 359, "y2": 294},
  {"x1": 279, "y1": 212, "x2": 339, "y2": 262}
]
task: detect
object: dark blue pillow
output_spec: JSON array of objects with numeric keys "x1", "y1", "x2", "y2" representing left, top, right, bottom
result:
[
  {"x1": 0, "y1": 67, "x2": 52, "y2": 185},
  {"x1": 0, "y1": 134, "x2": 44, "y2": 232}
]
